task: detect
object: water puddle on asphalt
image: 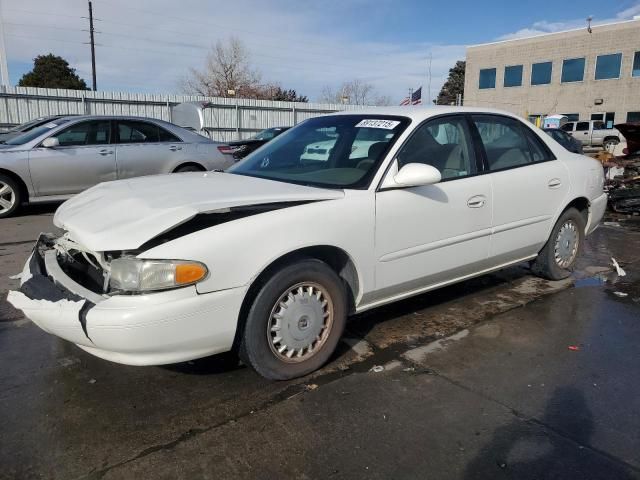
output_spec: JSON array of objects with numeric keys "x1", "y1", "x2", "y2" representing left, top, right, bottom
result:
[{"x1": 574, "y1": 275, "x2": 608, "y2": 288}]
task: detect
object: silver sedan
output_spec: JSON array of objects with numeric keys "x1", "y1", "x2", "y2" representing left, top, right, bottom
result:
[{"x1": 0, "y1": 115, "x2": 234, "y2": 218}]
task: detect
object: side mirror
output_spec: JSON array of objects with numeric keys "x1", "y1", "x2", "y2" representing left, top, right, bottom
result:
[
  {"x1": 391, "y1": 163, "x2": 441, "y2": 188},
  {"x1": 42, "y1": 137, "x2": 60, "y2": 148}
]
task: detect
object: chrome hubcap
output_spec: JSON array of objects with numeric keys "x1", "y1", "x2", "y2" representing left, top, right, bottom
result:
[
  {"x1": 554, "y1": 220, "x2": 579, "y2": 268},
  {"x1": 0, "y1": 181, "x2": 16, "y2": 214},
  {"x1": 268, "y1": 282, "x2": 334, "y2": 363}
]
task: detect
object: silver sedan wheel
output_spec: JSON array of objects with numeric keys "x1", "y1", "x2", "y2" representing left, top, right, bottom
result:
[
  {"x1": 554, "y1": 220, "x2": 579, "y2": 268},
  {"x1": 0, "y1": 181, "x2": 16, "y2": 215},
  {"x1": 267, "y1": 282, "x2": 334, "y2": 363}
]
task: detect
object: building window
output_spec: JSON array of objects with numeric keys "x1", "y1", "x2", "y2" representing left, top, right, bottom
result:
[
  {"x1": 531, "y1": 61, "x2": 552, "y2": 85},
  {"x1": 591, "y1": 113, "x2": 616, "y2": 128},
  {"x1": 479, "y1": 68, "x2": 496, "y2": 89},
  {"x1": 504, "y1": 65, "x2": 523, "y2": 87},
  {"x1": 627, "y1": 112, "x2": 640, "y2": 122},
  {"x1": 633, "y1": 52, "x2": 640, "y2": 77},
  {"x1": 605, "y1": 112, "x2": 615, "y2": 129},
  {"x1": 561, "y1": 58, "x2": 585, "y2": 83},
  {"x1": 562, "y1": 113, "x2": 580, "y2": 122},
  {"x1": 595, "y1": 53, "x2": 622, "y2": 80}
]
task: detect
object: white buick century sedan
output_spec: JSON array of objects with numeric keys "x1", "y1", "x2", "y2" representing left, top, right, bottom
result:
[{"x1": 8, "y1": 107, "x2": 606, "y2": 380}]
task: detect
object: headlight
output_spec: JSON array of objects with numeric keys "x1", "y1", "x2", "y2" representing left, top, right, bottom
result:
[{"x1": 109, "y1": 258, "x2": 208, "y2": 293}]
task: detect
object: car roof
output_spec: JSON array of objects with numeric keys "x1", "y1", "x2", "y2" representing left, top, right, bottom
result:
[
  {"x1": 55, "y1": 115, "x2": 170, "y2": 123},
  {"x1": 329, "y1": 106, "x2": 526, "y2": 122}
]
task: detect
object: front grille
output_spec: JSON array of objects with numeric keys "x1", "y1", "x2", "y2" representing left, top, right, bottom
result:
[{"x1": 57, "y1": 251, "x2": 106, "y2": 294}]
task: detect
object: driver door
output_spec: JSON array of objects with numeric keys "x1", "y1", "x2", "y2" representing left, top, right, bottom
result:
[
  {"x1": 372, "y1": 115, "x2": 493, "y2": 302},
  {"x1": 28, "y1": 119, "x2": 116, "y2": 196}
]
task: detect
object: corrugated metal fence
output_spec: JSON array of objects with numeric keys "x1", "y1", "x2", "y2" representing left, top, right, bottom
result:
[{"x1": 0, "y1": 86, "x2": 363, "y2": 142}]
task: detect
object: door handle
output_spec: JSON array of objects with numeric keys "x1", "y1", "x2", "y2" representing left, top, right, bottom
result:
[
  {"x1": 548, "y1": 178, "x2": 562, "y2": 188},
  {"x1": 99, "y1": 149, "x2": 114, "y2": 156},
  {"x1": 169, "y1": 145, "x2": 182, "y2": 151},
  {"x1": 467, "y1": 195, "x2": 486, "y2": 208}
]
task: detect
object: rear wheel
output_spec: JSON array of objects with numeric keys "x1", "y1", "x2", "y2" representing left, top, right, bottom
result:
[
  {"x1": 239, "y1": 259, "x2": 347, "y2": 380},
  {"x1": 531, "y1": 208, "x2": 585, "y2": 280},
  {"x1": 603, "y1": 138, "x2": 619, "y2": 151},
  {"x1": 0, "y1": 174, "x2": 21, "y2": 219},
  {"x1": 174, "y1": 164, "x2": 204, "y2": 173}
]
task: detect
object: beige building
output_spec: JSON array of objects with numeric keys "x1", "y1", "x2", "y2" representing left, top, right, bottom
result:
[{"x1": 464, "y1": 18, "x2": 640, "y2": 127}]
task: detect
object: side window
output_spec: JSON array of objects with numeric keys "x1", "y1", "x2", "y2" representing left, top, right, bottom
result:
[
  {"x1": 56, "y1": 121, "x2": 110, "y2": 147},
  {"x1": 575, "y1": 122, "x2": 590, "y2": 131},
  {"x1": 158, "y1": 126, "x2": 181, "y2": 142},
  {"x1": 472, "y1": 115, "x2": 540, "y2": 170},
  {"x1": 117, "y1": 121, "x2": 160, "y2": 143},
  {"x1": 397, "y1": 116, "x2": 476, "y2": 180},
  {"x1": 521, "y1": 126, "x2": 555, "y2": 162},
  {"x1": 560, "y1": 123, "x2": 574, "y2": 132}
]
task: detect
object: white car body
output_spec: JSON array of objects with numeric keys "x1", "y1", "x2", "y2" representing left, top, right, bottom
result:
[{"x1": 8, "y1": 107, "x2": 607, "y2": 370}]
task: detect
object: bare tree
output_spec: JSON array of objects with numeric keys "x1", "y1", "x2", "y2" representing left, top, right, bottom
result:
[
  {"x1": 182, "y1": 37, "x2": 308, "y2": 102},
  {"x1": 182, "y1": 37, "x2": 261, "y2": 97},
  {"x1": 318, "y1": 79, "x2": 390, "y2": 106}
]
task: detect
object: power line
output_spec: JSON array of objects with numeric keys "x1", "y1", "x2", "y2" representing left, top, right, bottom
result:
[{"x1": 2, "y1": 11, "x2": 427, "y2": 74}]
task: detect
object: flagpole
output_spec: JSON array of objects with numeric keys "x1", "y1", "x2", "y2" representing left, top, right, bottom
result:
[
  {"x1": 427, "y1": 53, "x2": 432, "y2": 106},
  {"x1": 408, "y1": 88, "x2": 413, "y2": 107}
]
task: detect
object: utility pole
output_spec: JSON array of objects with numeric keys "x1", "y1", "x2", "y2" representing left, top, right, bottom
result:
[
  {"x1": 88, "y1": 1, "x2": 97, "y2": 91},
  {"x1": 0, "y1": 0, "x2": 10, "y2": 88}
]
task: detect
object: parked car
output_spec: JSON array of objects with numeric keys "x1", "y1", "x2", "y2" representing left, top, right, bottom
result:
[
  {"x1": 8, "y1": 107, "x2": 606, "y2": 380},
  {"x1": 224, "y1": 127, "x2": 290, "y2": 160},
  {"x1": 300, "y1": 127, "x2": 395, "y2": 162},
  {"x1": 0, "y1": 115, "x2": 233, "y2": 218},
  {"x1": 0, "y1": 115, "x2": 73, "y2": 143},
  {"x1": 561, "y1": 120, "x2": 622, "y2": 150},
  {"x1": 543, "y1": 128, "x2": 584, "y2": 154}
]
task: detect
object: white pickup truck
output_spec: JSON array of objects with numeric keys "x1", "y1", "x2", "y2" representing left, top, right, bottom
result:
[{"x1": 561, "y1": 120, "x2": 622, "y2": 150}]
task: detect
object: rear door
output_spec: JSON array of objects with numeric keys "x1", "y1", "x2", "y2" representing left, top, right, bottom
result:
[
  {"x1": 114, "y1": 120, "x2": 187, "y2": 179},
  {"x1": 28, "y1": 119, "x2": 115, "y2": 196},
  {"x1": 471, "y1": 114, "x2": 569, "y2": 265},
  {"x1": 574, "y1": 121, "x2": 591, "y2": 146}
]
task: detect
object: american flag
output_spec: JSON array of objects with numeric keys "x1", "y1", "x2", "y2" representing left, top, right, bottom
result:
[{"x1": 400, "y1": 87, "x2": 422, "y2": 106}]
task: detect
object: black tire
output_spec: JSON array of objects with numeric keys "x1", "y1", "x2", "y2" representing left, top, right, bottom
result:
[
  {"x1": 531, "y1": 208, "x2": 585, "y2": 280},
  {"x1": 239, "y1": 258, "x2": 347, "y2": 380},
  {"x1": 0, "y1": 173, "x2": 21, "y2": 219},
  {"x1": 174, "y1": 164, "x2": 204, "y2": 173}
]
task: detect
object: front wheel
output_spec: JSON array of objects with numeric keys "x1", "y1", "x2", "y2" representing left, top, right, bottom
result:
[
  {"x1": 531, "y1": 208, "x2": 585, "y2": 280},
  {"x1": 239, "y1": 259, "x2": 347, "y2": 380}
]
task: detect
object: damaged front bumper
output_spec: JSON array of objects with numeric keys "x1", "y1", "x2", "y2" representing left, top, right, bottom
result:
[{"x1": 8, "y1": 234, "x2": 246, "y2": 365}]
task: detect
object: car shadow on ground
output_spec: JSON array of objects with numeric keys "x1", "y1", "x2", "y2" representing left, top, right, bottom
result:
[
  {"x1": 347, "y1": 264, "x2": 533, "y2": 340},
  {"x1": 15, "y1": 202, "x2": 61, "y2": 217}
]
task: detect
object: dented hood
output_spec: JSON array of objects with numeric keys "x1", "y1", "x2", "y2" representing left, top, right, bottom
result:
[{"x1": 54, "y1": 172, "x2": 344, "y2": 251}]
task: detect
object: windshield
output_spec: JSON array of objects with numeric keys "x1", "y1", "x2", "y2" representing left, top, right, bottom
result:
[
  {"x1": 229, "y1": 115, "x2": 410, "y2": 189},
  {"x1": 5, "y1": 119, "x2": 72, "y2": 146},
  {"x1": 6, "y1": 117, "x2": 46, "y2": 133},
  {"x1": 252, "y1": 128, "x2": 278, "y2": 141}
]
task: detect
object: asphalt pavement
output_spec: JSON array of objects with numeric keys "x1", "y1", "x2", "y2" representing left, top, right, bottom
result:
[{"x1": 1, "y1": 205, "x2": 639, "y2": 479}]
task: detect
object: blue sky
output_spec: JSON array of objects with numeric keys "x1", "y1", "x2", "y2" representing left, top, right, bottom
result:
[{"x1": 3, "y1": 0, "x2": 640, "y2": 103}]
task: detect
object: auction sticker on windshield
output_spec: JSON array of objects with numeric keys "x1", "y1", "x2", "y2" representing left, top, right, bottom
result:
[{"x1": 355, "y1": 119, "x2": 401, "y2": 130}]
